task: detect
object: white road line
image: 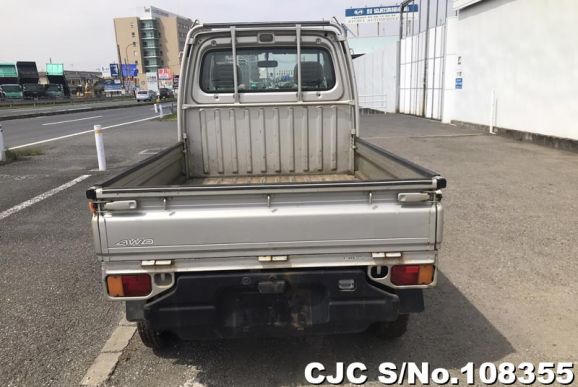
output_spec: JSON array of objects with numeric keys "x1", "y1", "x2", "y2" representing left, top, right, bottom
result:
[
  {"x1": 8, "y1": 115, "x2": 158, "y2": 150},
  {"x1": 0, "y1": 174, "x2": 91, "y2": 221},
  {"x1": 41, "y1": 115, "x2": 103, "y2": 126},
  {"x1": 80, "y1": 318, "x2": 136, "y2": 386}
]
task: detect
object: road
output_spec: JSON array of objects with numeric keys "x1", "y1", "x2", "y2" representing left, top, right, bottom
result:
[
  {"x1": 0, "y1": 107, "x2": 176, "y2": 386},
  {"x1": 0, "y1": 99, "x2": 157, "y2": 120},
  {"x1": 0, "y1": 104, "x2": 172, "y2": 149},
  {"x1": 0, "y1": 110, "x2": 576, "y2": 386}
]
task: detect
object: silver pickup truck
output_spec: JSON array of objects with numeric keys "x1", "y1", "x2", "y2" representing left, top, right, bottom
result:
[{"x1": 87, "y1": 21, "x2": 445, "y2": 349}]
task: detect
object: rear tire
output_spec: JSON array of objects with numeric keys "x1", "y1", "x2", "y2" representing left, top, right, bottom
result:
[
  {"x1": 137, "y1": 320, "x2": 169, "y2": 349},
  {"x1": 371, "y1": 314, "x2": 409, "y2": 339}
]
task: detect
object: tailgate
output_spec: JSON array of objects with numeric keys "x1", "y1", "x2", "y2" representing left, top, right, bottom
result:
[{"x1": 97, "y1": 188, "x2": 441, "y2": 262}]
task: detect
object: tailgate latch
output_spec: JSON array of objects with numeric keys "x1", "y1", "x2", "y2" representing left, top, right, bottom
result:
[
  {"x1": 141, "y1": 259, "x2": 173, "y2": 267},
  {"x1": 397, "y1": 192, "x2": 430, "y2": 203},
  {"x1": 103, "y1": 200, "x2": 138, "y2": 211},
  {"x1": 258, "y1": 255, "x2": 288, "y2": 262}
]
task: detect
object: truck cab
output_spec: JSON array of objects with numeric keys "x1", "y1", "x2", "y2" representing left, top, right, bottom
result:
[
  {"x1": 45, "y1": 83, "x2": 65, "y2": 99},
  {"x1": 0, "y1": 84, "x2": 23, "y2": 99}
]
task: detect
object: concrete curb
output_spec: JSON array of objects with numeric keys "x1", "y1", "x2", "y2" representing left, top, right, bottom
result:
[
  {"x1": 452, "y1": 120, "x2": 578, "y2": 153},
  {"x1": 0, "y1": 101, "x2": 159, "y2": 122}
]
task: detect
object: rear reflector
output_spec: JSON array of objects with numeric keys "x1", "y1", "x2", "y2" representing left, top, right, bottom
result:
[
  {"x1": 106, "y1": 274, "x2": 152, "y2": 297},
  {"x1": 390, "y1": 264, "x2": 435, "y2": 286}
]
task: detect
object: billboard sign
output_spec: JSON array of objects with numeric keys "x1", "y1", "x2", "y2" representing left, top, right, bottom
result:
[
  {"x1": 121, "y1": 64, "x2": 138, "y2": 77},
  {"x1": 158, "y1": 67, "x2": 173, "y2": 80},
  {"x1": 110, "y1": 64, "x2": 119, "y2": 78},
  {"x1": 103, "y1": 79, "x2": 122, "y2": 92},
  {"x1": 345, "y1": 4, "x2": 418, "y2": 24},
  {"x1": 100, "y1": 65, "x2": 112, "y2": 78},
  {"x1": 173, "y1": 75, "x2": 180, "y2": 89},
  {"x1": 146, "y1": 71, "x2": 159, "y2": 92}
]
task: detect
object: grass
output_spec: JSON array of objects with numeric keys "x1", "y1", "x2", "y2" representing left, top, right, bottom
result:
[
  {"x1": 0, "y1": 147, "x2": 44, "y2": 164},
  {"x1": 158, "y1": 112, "x2": 177, "y2": 121}
]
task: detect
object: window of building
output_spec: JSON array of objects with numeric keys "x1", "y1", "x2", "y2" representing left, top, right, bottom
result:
[{"x1": 131, "y1": 32, "x2": 135, "y2": 37}]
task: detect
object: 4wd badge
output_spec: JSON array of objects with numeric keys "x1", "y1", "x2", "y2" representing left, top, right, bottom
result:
[{"x1": 114, "y1": 238, "x2": 154, "y2": 247}]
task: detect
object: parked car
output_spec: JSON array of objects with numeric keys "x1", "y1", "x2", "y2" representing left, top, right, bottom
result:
[
  {"x1": 158, "y1": 88, "x2": 174, "y2": 99},
  {"x1": 87, "y1": 21, "x2": 446, "y2": 349},
  {"x1": 136, "y1": 90, "x2": 157, "y2": 102}
]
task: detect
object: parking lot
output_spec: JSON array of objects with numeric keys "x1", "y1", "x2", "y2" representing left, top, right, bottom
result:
[{"x1": 0, "y1": 111, "x2": 576, "y2": 386}]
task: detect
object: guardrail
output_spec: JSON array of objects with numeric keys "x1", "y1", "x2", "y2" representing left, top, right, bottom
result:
[{"x1": 0, "y1": 96, "x2": 135, "y2": 109}]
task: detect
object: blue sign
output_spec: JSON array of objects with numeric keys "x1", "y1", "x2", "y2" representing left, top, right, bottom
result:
[
  {"x1": 121, "y1": 64, "x2": 138, "y2": 77},
  {"x1": 103, "y1": 79, "x2": 122, "y2": 92},
  {"x1": 345, "y1": 4, "x2": 418, "y2": 17},
  {"x1": 455, "y1": 77, "x2": 463, "y2": 89},
  {"x1": 110, "y1": 64, "x2": 119, "y2": 78}
]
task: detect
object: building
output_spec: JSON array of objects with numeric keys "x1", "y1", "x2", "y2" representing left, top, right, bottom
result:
[
  {"x1": 352, "y1": 0, "x2": 577, "y2": 148},
  {"x1": 38, "y1": 70, "x2": 102, "y2": 96},
  {"x1": 443, "y1": 0, "x2": 578, "y2": 145},
  {"x1": 113, "y1": 6, "x2": 193, "y2": 90}
]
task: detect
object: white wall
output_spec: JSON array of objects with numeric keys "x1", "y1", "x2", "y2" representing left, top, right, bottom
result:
[
  {"x1": 352, "y1": 40, "x2": 398, "y2": 113},
  {"x1": 448, "y1": 0, "x2": 578, "y2": 140}
]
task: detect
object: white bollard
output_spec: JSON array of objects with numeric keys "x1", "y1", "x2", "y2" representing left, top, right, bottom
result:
[
  {"x1": 154, "y1": 103, "x2": 158, "y2": 113},
  {"x1": 159, "y1": 104, "x2": 165, "y2": 118},
  {"x1": 0, "y1": 124, "x2": 6, "y2": 162},
  {"x1": 94, "y1": 124, "x2": 106, "y2": 171}
]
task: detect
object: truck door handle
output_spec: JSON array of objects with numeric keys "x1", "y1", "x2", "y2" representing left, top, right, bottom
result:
[
  {"x1": 397, "y1": 193, "x2": 430, "y2": 203},
  {"x1": 103, "y1": 200, "x2": 138, "y2": 211}
]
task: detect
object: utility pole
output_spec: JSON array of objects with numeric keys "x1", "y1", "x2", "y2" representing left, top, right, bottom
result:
[{"x1": 116, "y1": 44, "x2": 125, "y2": 91}]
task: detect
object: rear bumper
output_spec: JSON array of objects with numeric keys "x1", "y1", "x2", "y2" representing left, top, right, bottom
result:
[{"x1": 128, "y1": 268, "x2": 424, "y2": 339}]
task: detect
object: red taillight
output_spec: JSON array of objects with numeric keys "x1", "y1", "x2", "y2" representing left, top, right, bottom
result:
[
  {"x1": 106, "y1": 274, "x2": 151, "y2": 297},
  {"x1": 390, "y1": 264, "x2": 434, "y2": 286}
]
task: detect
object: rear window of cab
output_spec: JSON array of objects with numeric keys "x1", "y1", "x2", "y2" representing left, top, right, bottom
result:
[{"x1": 200, "y1": 47, "x2": 336, "y2": 93}]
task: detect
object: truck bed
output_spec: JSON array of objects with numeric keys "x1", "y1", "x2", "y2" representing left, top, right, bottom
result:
[
  {"x1": 95, "y1": 137, "x2": 438, "y2": 191},
  {"x1": 187, "y1": 173, "x2": 359, "y2": 185}
]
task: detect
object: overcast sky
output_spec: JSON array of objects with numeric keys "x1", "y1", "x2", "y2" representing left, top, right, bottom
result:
[{"x1": 0, "y1": 0, "x2": 401, "y2": 72}]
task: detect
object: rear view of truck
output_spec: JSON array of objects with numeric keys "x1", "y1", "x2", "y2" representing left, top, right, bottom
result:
[
  {"x1": 87, "y1": 21, "x2": 445, "y2": 349},
  {"x1": 16, "y1": 61, "x2": 43, "y2": 99}
]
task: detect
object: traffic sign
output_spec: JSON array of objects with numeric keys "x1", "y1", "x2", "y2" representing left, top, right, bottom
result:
[{"x1": 345, "y1": 4, "x2": 418, "y2": 24}]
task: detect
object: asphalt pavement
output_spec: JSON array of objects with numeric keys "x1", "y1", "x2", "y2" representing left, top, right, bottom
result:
[
  {"x1": 0, "y1": 104, "x2": 173, "y2": 149},
  {"x1": 0, "y1": 111, "x2": 576, "y2": 386},
  {"x1": 0, "y1": 111, "x2": 177, "y2": 386}
]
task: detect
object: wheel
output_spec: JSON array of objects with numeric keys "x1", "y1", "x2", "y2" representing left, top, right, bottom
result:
[
  {"x1": 137, "y1": 320, "x2": 169, "y2": 349},
  {"x1": 370, "y1": 314, "x2": 409, "y2": 339}
]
